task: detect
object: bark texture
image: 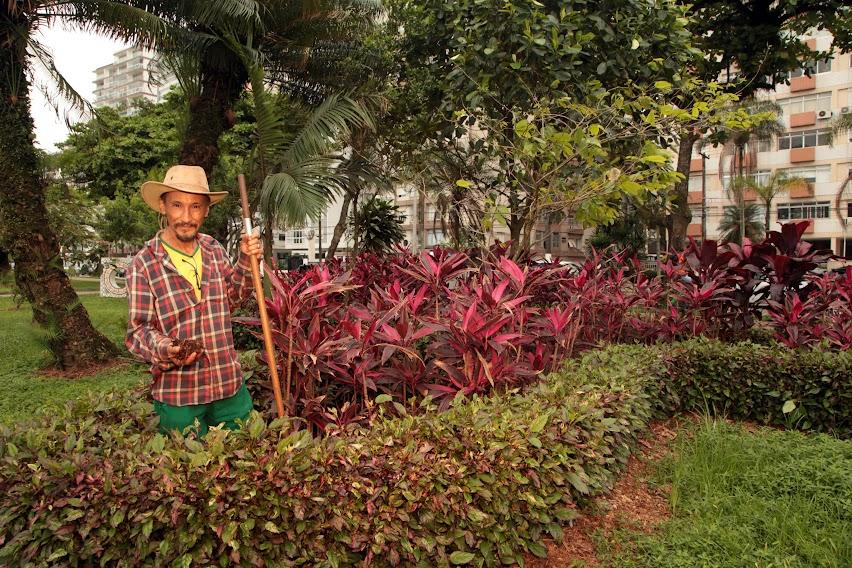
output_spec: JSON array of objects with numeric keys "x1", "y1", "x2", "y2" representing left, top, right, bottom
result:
[
  {"x1": 670, "y1": 130, "x2": 699, "y2": 250},
  {"x1": 0, "y1": 33, "x2": 119, "y2": 369},
  {"x1": 179, "y1": 55, "x2": 247, "y2": 176}
]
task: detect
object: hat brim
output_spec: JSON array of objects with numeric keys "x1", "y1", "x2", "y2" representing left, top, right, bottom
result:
[{"x1": 141, "y1": 181, "x2": 228, "y2": 212}]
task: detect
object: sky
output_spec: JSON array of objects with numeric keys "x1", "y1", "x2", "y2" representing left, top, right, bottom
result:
[{"x1": 31, "y1": 26, "x2": 129, "y2": 152}]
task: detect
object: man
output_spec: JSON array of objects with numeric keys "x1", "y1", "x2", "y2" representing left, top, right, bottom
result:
[{"x1": 126, "y1": 165, "x2": 262, "y2": 437}]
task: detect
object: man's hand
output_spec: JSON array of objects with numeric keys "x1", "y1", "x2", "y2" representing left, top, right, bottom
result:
[
  {"x1": 240, "y1": 228, "x2": 262, "y2": 262},
  {"x1": 166, "y1": 343, "x2": 201, "y2": 367}
]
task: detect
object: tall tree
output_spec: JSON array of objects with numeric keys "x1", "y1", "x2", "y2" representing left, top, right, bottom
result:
[
  {"x1": 0, "y1": 1, "x2": 173, "y2": 369},
  {"x1": 385, "y1": 0, "x2": 702, "y2": 257}
]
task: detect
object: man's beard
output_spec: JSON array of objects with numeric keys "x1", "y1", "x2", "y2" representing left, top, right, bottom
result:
[{"x1": 174, "y1": 224, "x2": 198, "y2": 242}]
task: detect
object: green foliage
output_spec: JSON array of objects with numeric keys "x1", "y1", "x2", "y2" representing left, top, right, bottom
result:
[
  {"x1": 96, "y1": 190, "x2": 159, "y2": 248},
  {"x1": 56, "y1": 98, "x2": 183, "y2": 200},
  {"x1": 351, "y1": 197, "x2": 406, "y2": 252},
  {"x1": 0, "y1": 339, "x2": 847, "y2": 565},
  {"x1": 43, "y1": 182, "x2": 102, "y2": 267},
  {"x1": 601, "y1": 420, "x2": 851, "y2": 567},
  {"x1": 717, "y1": 202, "x2": 764, "y2": 244}
]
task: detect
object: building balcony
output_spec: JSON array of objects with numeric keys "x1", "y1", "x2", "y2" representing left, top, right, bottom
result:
[
  {"x1": 789, "y1": 147, "x2": 815, "y2": 163},
  {"x1": 687, "y1": 223, "x2": 702, "y2": 238},
  {"x1": 789, "y1": 111, "x2": 816, "y2": 128},
  {"x1": 788, "y1": 181, "x2": 814, "y2": 199},
  {"x1": 789, "y1": 75, "x2": 816, "y2": 92}
]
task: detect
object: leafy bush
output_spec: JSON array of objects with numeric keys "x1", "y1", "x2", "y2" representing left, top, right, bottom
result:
[{"x1": 1, "y1": 340, "x2": 847, "y2": 566}]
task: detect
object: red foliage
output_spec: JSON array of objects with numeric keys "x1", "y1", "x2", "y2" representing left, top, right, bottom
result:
[{"x1": 237, "y1": 223, "x2": 845, "y2": 429}]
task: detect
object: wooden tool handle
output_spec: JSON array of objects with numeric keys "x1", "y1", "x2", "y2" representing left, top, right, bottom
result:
[{"x1": 237, "y1": 175, "x2": 287, "y2": 419}]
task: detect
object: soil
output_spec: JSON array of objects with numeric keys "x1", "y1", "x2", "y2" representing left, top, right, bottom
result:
[
  {"x1": 38, "y1": 358, "x2": 130, "y2": 379},
  {"x1": 172, "y1": 338, "x2": 205, "y2": 360},
  {"x1": 522, "y1": 419, "x2": 681, "y2": 567}
]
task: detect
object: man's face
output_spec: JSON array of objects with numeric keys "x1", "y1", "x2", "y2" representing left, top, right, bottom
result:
[{"x1": 160, "y1": 191, "x2": 210, "y2": 243}]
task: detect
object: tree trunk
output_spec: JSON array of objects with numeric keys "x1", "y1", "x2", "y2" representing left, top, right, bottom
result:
[
  {"x1": 0, "y1": 249, "x2": 10, "y2": 275},
  {"x1": 0, "y1": 42, "x2": 119, "y2": 369},
  {"x1": 764, "y1": 199, "x2": 772, "y2": 236},
  {"x1": 670, "y1": 130, "x2": 699, "y2": 250},
  {"x1": 179, "y1": 55, "x2": 247, "y2": 176},
  {"x1": 326, "y1": 190, "x2": 354, "y2": 259}
]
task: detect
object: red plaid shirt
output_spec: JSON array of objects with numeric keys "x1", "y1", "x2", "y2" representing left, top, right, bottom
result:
[{"x1": 126, "y1": 231, "x2": 253, "y2": 406}]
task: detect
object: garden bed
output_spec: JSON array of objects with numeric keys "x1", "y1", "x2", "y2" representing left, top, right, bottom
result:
[{"x1": 1, "y1": 339, "x2": 848, "y2": 566}]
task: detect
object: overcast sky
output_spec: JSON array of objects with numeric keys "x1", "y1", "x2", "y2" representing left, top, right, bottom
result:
[{"x1": 31, "y1": 25, "x2": 129, "y2": 152}]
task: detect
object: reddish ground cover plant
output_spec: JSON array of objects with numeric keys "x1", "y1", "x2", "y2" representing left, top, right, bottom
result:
[{"x1": 237, "y1": 221, "x2": 847, "y2": 429}]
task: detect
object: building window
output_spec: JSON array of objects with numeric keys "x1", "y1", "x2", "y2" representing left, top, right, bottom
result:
[
  {"x1": 551, "y1": 232, "x2": 561, "y2": 250},
  {"x1": 779, "y1": 165, "x2": 831, "y2": 184},
  {"x1": 721, "y1": 169, "x2": 770, "y2": 189},
  {"x1": 278, "y1": 234, "x2": 286, "y2": 242},
  {"x1": 427, "y1": 230, "x2": 445, "y2": 246},
  {"x1": 292, "y1": 229, "x2": 303, "y2": 244},
  {"x1": 788, "y1": 58, "x2": 832, "y2": 78},
  {"x1": 777, "y1": 92, "x2": 832, "y2": 115},
  {"x1": 777, "y1": 128, "x2": 832, "y2": 150},
  {"x1": 756, "y1": 138, "x2": 772, "y2": 153},
  {"x1": 777, "y1": 201, "x2": 830, "y2": 220},
  {"x1": 688, "y1": 174, "x2": 703, "y2": 191},
  {"x1": 847, "y1": 202, "x2": 852, "y2": 218}
]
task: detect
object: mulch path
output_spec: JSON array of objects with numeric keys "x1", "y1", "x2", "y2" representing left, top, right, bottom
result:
[{"x1": 522, "y1": 419, "x2": 682, "y2": 567}]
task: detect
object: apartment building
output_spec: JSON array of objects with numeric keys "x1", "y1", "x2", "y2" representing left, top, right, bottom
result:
[
  {"x1": 688, "y1": 30, "x2": 852, "y2": 261},
  {"x1": 92, "y1": 47, "x2": 177, "y2": 112},
  {"x1": 270, "y1": 186, "x2": 591, "y2": 267}
]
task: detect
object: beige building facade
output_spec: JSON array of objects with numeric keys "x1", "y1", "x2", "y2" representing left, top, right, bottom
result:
[{"x1": 688, "y1": 31, "x2": 852, "y2": 260}]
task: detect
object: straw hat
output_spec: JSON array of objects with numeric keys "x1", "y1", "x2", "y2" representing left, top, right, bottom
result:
[{"x1": 141, "y1": 165, "x2": 228, "y2": 212}]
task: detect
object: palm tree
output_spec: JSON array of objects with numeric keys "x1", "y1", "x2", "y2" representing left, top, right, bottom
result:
[
  {"x1": 153, "y1": 0, "x2": 382, "y2": 176},
  {"x1": 702, "y1": 99, "x2": 784, "y2": 244},
  {"x1": 0, "y1": 1, "x2": 179, "y2": 369},
  {"x1": 718, "y1": 203, "x2": 764, "y2": 244},
  {"x1": 236, "y1": 45, "x2": 376, "y2": 258},
  {"x1": 737, "y1": 171, "x2": 807, "y2": 235}
]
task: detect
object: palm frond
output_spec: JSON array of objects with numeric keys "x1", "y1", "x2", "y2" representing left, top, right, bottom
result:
[
  {"x1": 285, "y1": 93, "x2": 375, "y2": 165},
  {"x1": 27, "y1": 36, "x2": 93, "y2": 123},
  {"x1": 259, "y1": 158, "x2": 347, "y2": 227}
]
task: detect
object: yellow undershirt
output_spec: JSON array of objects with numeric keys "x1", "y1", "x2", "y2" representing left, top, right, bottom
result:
[{"x1": 163, "y1": 241, "x2": 203, "y2": 300}]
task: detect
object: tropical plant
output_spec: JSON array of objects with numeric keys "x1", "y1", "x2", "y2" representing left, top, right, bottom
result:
[
  {"x1": 350, "y1": 197, "x2": 405, "y2": 253},
  {"x1": 738, "y1": 171, "x2": 808, "y2": 234},
  {"x1": 718, "y1": 202, "x2": 764, "y2": 243}
]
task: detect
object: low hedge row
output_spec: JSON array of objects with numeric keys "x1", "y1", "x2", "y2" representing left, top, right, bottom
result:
[{"x1": 0, "y1": 340, "x2": 848, "y2": 566}]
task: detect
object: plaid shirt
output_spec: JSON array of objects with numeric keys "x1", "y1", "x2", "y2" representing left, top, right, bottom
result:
[{"x1": 126, "y1": 231, "x2": 253, "y2": 406}]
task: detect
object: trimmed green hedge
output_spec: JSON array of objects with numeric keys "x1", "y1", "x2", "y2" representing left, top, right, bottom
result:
[{"x1": 0, "y1": 340, "x2": 848, "y2": 566}]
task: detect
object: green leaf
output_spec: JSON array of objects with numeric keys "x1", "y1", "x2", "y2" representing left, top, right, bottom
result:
[
  {"x1": 529, "y1": 542, "x2": 548, "y2": 558},
  {"x1": 450, "y1": 551, "x2": 476, "y2": 564},
  {"x1": 654, "y1": 80, "x2": 672, "y2": 90},
  {"x1": 455, "y1": 179, "x2": 472, "y2": 188},
  {"x1": 566, "y1": 472, "x2": 590, "y2": 494},
  {"x1": 530, "y1": 413, "x2": 549, "y2": 433},
  {"x1": 631, "y1": 38, "x2": 640, "y2": 50},
  {"x1": 375, "y1": 394, "x2": 393, "y2": 404},
  {"x1": 596, "y1": 62, "x2": 607, "y2": 75},
  {"x1": 264, "y1": 521, "x2": 281, "y2": 534},
  {"x1": 782, "y1": 400, "x2": 796, "y2": 414}
]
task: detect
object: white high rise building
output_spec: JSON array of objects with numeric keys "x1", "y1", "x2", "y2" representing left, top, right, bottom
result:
[{"x1": 92, "y1": 47, "x2": 178, "y2": 112}]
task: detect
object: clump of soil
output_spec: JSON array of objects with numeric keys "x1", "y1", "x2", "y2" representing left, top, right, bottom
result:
[{"x1": 172, "y1": 338, "x2": 205, "y2": 360}]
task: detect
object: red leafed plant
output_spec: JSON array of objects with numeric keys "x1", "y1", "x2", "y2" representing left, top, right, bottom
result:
[{"x1": 237, "y1": 222, "x2": 845, "y2": 430}]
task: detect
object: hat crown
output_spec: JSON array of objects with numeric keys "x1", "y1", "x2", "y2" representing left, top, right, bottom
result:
[{"x1": 163, "y1": 165, "x2": 209, "y2": 191}]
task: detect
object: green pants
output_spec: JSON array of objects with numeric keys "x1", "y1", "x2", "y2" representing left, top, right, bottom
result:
[{"x1": 153, "y1": 383, "x2": 253, "y2": 437}]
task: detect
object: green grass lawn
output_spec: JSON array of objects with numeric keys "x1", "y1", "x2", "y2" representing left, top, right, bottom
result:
[
  {"x1": 0, "y1": 276, "x2": 104, "y2": 295},
  {"x1": 600, "y1": 420, "x2": 851, "y2": 568},
  {"x1": 0, "y1": 295, "x2": 147, "y2": 424}
]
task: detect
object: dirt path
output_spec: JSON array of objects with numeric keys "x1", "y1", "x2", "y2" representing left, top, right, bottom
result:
[{"x1": 522, "y1": 420, "x2": 681, "y2": 567}]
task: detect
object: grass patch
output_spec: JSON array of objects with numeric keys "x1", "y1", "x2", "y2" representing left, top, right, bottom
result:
[
  {"x1": 600, "y1": 419, "x2": 851, "y2": 567},
  {"x1": 0, "y1": 295, "x2": 147, "y2": 424},
  {"x1": 0, "y1": 276, "x2": 104, "y2": 295}
]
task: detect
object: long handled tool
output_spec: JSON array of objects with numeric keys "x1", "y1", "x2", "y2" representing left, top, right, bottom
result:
[{"x1": 238, "y1": 174, "x2": 286, "y2": 419}]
